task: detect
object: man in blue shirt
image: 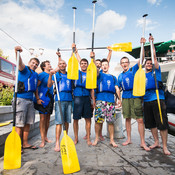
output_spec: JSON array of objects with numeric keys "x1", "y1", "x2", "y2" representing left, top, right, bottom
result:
[
  {"x1": 92, "y1": 56, "x2": 121, "y2": 147},
  {"x1": 72, "y1": 44, "x2": 95, "y2": 146},
  {"x1": 118, "y1": 38, "x2": 150, "y2": 151},
  {"x1": 14, "y1": 46, "x2": 39, "y2": 150},
  {"x1": 34, "y1": 60, "x2": 54, "y2": 148},
  {"x1": 47, "y1": 52, "x2": 73, "y2": 152},
  {"x1": 143, "y1": 35, "x2": 170, "y2": 155}
]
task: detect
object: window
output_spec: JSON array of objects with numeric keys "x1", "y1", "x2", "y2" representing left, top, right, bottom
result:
[
  {"x1": 161, "y1": 71, "x2": 169, "y2": 85},
  {"x1": 0, "y1": 60, "x2": 13, "y2": 74}
]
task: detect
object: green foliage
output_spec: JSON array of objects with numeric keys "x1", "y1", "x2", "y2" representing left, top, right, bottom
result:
[
  {"x1": 0, "y1": 48, "x2": 9, "y2": 59},
  {"x1": 0, "y1": 83, "x2": 13, "y2": 106}
]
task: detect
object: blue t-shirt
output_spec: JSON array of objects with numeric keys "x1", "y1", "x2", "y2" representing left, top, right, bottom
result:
[
  {"x1": 118, "y1": 64, "x2": 139, "y2": 99},
  {"x1": 16, "y1": 66, "x2": 38, "y2": 100},
  {"x1": 38, "y1": 72, "x2": 53, "y2": 95},
  {"x1": 144, "y1": 66, "x2": 165, "y2": 102},
  {"x1": 54, "y1": 72, "x2": 72, "y2": 102},
  {"x1": 96, "y1": 72, "x2": 118, "y2": 103},
  {"x1": 73, "y1": 70, "x2": 90, "y2": 97}
]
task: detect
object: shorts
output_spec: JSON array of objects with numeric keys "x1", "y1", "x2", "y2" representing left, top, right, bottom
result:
[
  {"x1": 73, "y1": 96, "x2": 92, "y2": 120},
  {"x1": 12, "y1": 98, "x2": 35, "y2": 127},
  {"x1": 55, "y1": 101, "x2": 72, "y2": 124},
  {"x1": 95, "y1": 100, "x2": 116, "y2": 124},
  {"x1": 144, "y1": 100, "x2": 169, "y2": 130},
  {"x1": 122, "y1": 98, "x2": 143, "y2": 119}
]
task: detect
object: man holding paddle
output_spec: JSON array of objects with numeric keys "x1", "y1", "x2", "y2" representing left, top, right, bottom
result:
[
  {"x1": 13, "y1": 46, "x2": 39, "y2": 150},
  {"x1": 118, "y1": 38, "x2": 150, "y2": 151},
  {"x1": 143, "y1": 35, "x2": 170, "y2": 155},
  {"x1": 72, "y1": 43, "x2": 95, "y2": 146},
  {"x1": 92, "y1": 56, "x2": 121, "y2": 147},
  {"x1": 47, "y1": 51, "x2": 74, "y2": 152}
]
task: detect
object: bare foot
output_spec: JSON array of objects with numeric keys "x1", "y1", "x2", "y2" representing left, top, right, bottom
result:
[
  {"x1": 54, "y1": 145, "x2": 60, "y2": 152},
  {"x1": 110, "y1": 140, "x2": 118, "y2": 148},
  {"x1": 92, "y1": 139, "x2": 99, "y2": 146},
  {"x1": 45, "y1": 138, "x2": 52, "y2": 143},
  {"x1": 99, "y1": 135, "x2": 105, "y2": 141},
  {"x1": 163, "y1": 147, "x2": 171, "y2": 155},
  {"x1": 122, "y1": 140, "x2": 132, "y2": 146},
  {"x1": 149, "y1": 143, "x2": 160, "y2": 149},
  {"x1": 87, "y1": 140, "x2": 92, "y2": 146},
  {"x1": 74, "y1": 140, "x2": 78, "y2": 145},
  {"x1": 83, "y1": 135, "x2": 87, "y2": 140},
  {"x1": 140, "y1": 144, "x2": 151, "y2": 151},
  {"x1": 39, "y1": 142, "x2": 45, "y2": 148}
]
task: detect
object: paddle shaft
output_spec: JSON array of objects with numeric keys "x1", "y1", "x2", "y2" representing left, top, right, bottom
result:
[
  {"x1": 150, "y1": 37, "x2": 163, "y2": 124},
  {"x1": 54, "y1": 74, "x2": 66, "y2": 131},
  {"x1": 140, "y1": 14, "x2": 148, "y2": 65},
  {"x1": 72, "y1": 7, "x2": 77, "y2": 52},
  {"x1": 92, "y1": 1, "x2": 97, "y2": 52},
  {"x1": 13, "y1": 51, "x2": 20, "y2": 127}
]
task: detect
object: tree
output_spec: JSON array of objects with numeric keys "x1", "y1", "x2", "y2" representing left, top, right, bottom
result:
[{"x1": 0, "y1": 49, "x2": 9, "y2": 59}]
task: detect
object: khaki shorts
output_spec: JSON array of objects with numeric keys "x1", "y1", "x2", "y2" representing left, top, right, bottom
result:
[
  {"x1": 12, "y1": 98, "x2": 35, "y2": 127},
  {"x1": 122, "y1": 98, "x2": 143, "y2": 119}
]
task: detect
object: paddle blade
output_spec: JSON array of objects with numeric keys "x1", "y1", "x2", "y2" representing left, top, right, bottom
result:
[
  {"x1": 67, "y1": 53, "x2": 79, "y2": 80},
  {"x1": 155, "y1": 89, "x2": 163, "y2": 124},
  {"x1": 109, "y1": 42, "x2": 132, "y2": 52},
  {"x1": 86, "y1": 59, "x2": 97, "y2": 89},
  {"x1": 4, "y1": 127, "x2": 21, "y2": 169},
  {"x1": 0, "y1": 121, "x2": 12, "y2": 127},
  {"x1": 133, "y1": 65, "x2": 146, "y2": 96},
  {"x1": 60, "y1": 131, "x2": 80, "y2": 174}
]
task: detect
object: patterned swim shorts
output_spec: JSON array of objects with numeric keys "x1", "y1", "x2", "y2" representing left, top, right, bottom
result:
[{"x1": 95, "y1": 100, "x2": 116, "y2": 124}]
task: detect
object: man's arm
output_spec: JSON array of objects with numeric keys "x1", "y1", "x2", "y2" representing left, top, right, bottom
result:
[
  {"x1": 47, "y1": 70, "x2": 55, "y2": 88},
  {"x1": 106, "y1": 47, "x2": 112, "y2": 63},
  {"x1": 137, "y1": 37, "x2": 146, "y2": 66},
  {"x1": 115, "y1": 86, "x2": 121, "y2": 107},
  {"x1": 15, "y1": 46, "x2": 25, "y2": 71},
  {"x1": 34, "y1": 80, "x2": 43, "y2": 105},
  {"x1": 54, "y1": 51, "x2": 61, "y2": 72},
  {"x1": 90, "y1": 89, "x2": 96, "y2": 109},
  {"x1": 72, "y1": 43, "x2": 81, "y2": 63}
]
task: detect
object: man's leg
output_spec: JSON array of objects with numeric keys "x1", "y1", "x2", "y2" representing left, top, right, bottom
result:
[
  {"x1": 92, "y1": 123, "x2": 101, "y2": 146},
  {"x1": 108, "y1": 123, "x2": 118, "y2": 147},
  {"x1": 39, "y1": 114, "x2": 46, "y2": 147},
  {"x1": 150, "y1": 127, "x2": 160, "y2": 149},
  {"x1": 99, "y1": 123, "x2": 104, "y2": 141},
  {"x1": 22, "y1": 124, "x2": 30, "y2": 147},
  {"x1": 122, "y1": 118, "x2": 132, "y2": 146},
  {"x1": 136, "y1": 118, "x2": 150, "y2": 151},
  {"x1": 65, "y1": 122, "x2": 69, "y2": 134},
  {"x1": 45, "y1": 114, "x2": 52, "y2": 143},
  {"x1": 160, "y1": 129, "x2": 171, "y2": 155},
  {"x1": 85, "y1": 118, "x2": 92, "y2": 145},
  {"x1": 54, "y1": 124, "x2": 62, "y2": 152},
  {"x1": 73, "y1": 119, "x2": 79, "y2": 144}
]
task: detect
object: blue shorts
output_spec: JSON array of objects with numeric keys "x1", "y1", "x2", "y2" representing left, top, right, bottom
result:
[
  {"x1": 55, "y1": 101, "x2": 72, "y2": 124},
  {"x1": 73, "y1": 96, "x2": 92, "y2": 120}
]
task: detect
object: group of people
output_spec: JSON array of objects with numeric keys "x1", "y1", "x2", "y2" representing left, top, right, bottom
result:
[{"x1": 13, "y1": 35, "x2": 170, "y2": 155}]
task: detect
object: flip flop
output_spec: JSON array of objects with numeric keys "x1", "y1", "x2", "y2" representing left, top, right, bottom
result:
[{"x1": 23, "y1": 145, "x2": 38, "y2": 150}]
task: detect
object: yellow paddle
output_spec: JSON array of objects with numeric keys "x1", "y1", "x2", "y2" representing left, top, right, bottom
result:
[
  {"x1": 150, "y1": 34, "x2": 163, "y2": 124},
  {"x1": 67, "y1": 52, "x2": 79, "y2": 80},
  {"x1": 58, "y1": 42, "x2": 132, "y2": 52},
  {"x1": 0, "y1": 120, "x2": 13, "y2": 127},
  {"x1": 67, "y1": 7, "x2": 79, "y2": 80},
  {"x1": 86, "y1": 0, "x2": 97, "y2": 89},
  {"x1": 133, "y1": 14, "x2": 148, "y2": 96},
  {"x1": 4, "y1": 51, "x2": 21, "y2": 170},
  {"x1": 54, "y1": 74, "x2": 80, "y2": 174}
]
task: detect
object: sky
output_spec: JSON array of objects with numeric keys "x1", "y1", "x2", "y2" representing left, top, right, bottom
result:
[{"x1": 0, "y1": 0, "x2": 175, "y2": 74}]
